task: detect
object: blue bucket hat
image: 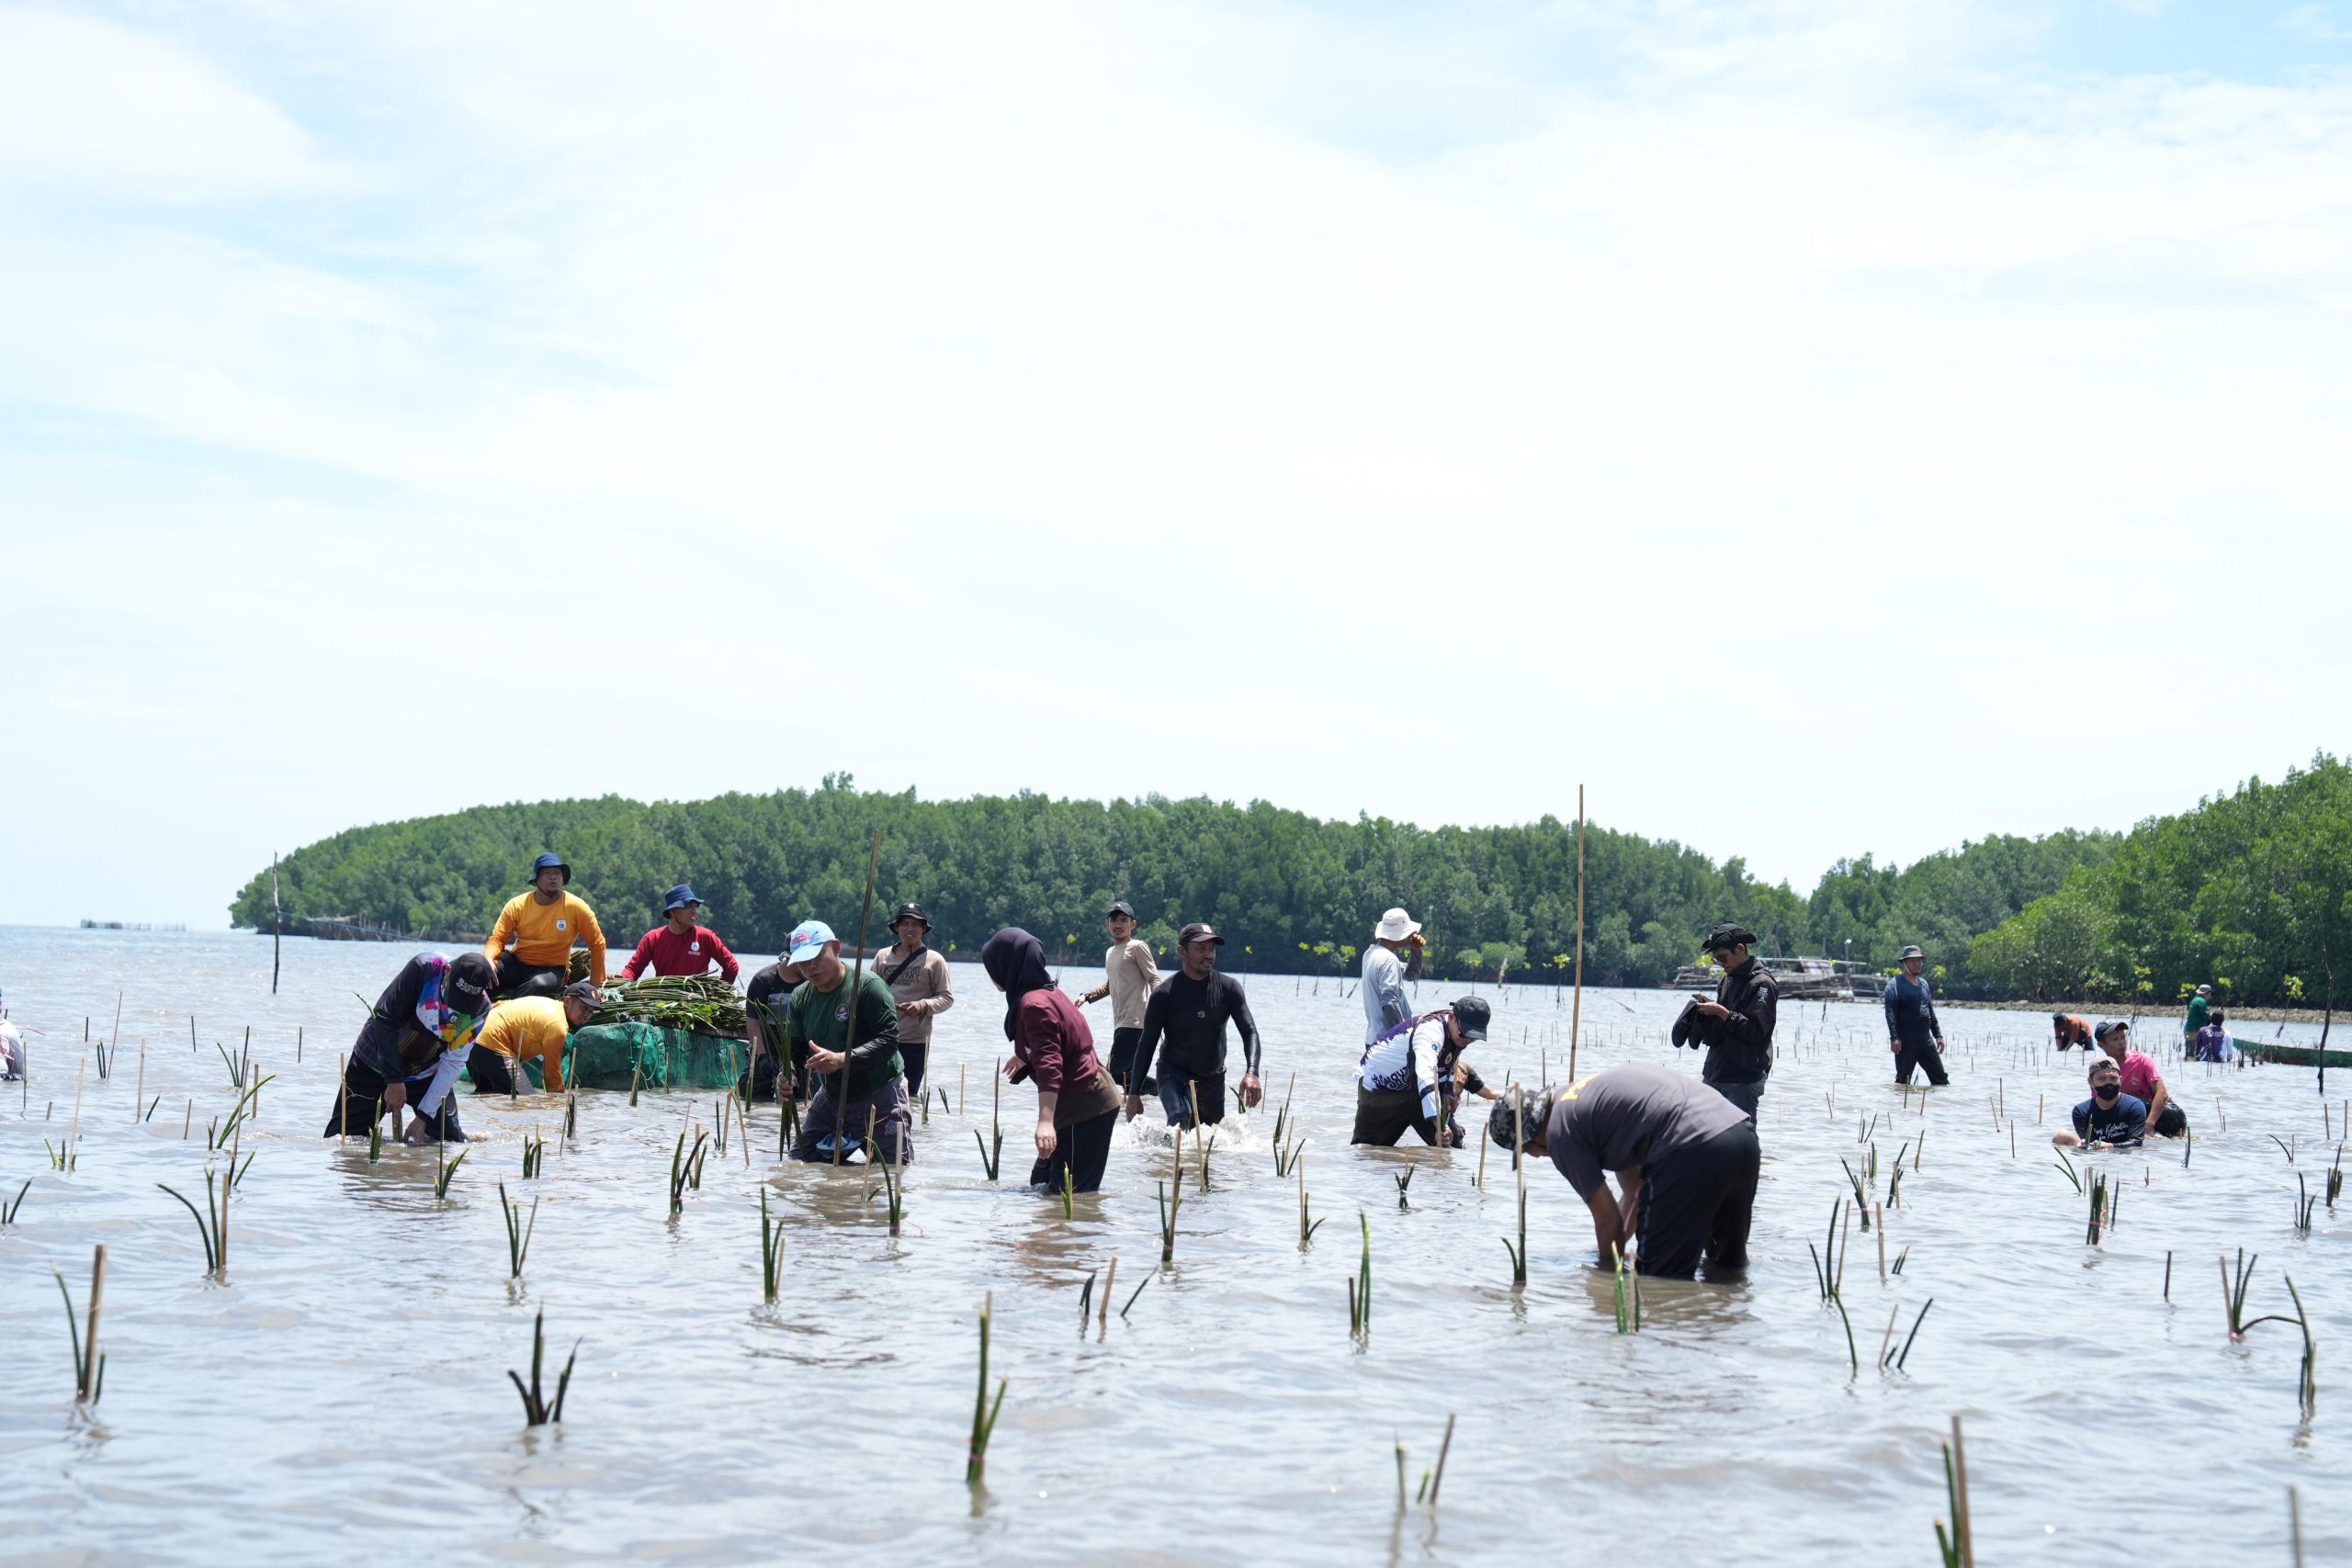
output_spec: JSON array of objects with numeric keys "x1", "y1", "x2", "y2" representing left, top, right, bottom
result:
[
  {"x1": 663, "y1": 883, "x2": 700, "y2": 913},
  {"x1": 529, "y1": 853, "x2": 571, "y2": 886}
]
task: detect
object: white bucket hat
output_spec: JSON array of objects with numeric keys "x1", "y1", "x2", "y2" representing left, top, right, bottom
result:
[{"x1": 1374, "y1": 908, "x2": 1420, "y2": 942}]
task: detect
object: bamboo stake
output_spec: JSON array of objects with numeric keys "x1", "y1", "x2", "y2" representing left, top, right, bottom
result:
[
  {"x1": 1428, "y1": 1413, "x2": 1457, "y2": 1506},
  {"x1": 131, "y1": 1040, "x2": 146, "y2": 1122},
  {"x1": 80, "y1": 1244, "x2": 107, "y2": 1401},
  {"x1": 1568, "y1": 784, "x2": 1585, "y2": 1082},
  {"x1": 1100, "y1": 1257, "x2": 1116, "y2": 1331},
  {"x1": 1876, "y1": 1203, "x2": 1885, "y2": 1284},
  {"x1": 66, "y1": 1061, "x2": 85, "y2": 1171}
]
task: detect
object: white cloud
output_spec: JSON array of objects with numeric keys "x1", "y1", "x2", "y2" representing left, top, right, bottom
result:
[{"x1": 5, "y1": 0, "x2": 2350, "y2": 924}]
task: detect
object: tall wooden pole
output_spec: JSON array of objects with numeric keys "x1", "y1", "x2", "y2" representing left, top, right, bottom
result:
[
  {"x1": 1568, "y1": 785, "x2": 1586, "y2": 1085},
  {"x1": 271, "y1": 853, "x2": 282, "y2": 996}
]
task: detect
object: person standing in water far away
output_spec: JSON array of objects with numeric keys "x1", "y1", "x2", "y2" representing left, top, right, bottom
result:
[
  {"x1": 1883, "y1": 944, "x2": 1950, "y2": 1086},
  {"x1": 874, "y1": 902, "x2": 954, "y2": 1098},
  {"x1": 1362, "y1": 908, "x2": 1426, "y2": 1049},
  {"x1": 1077, "y1": 900, "x2": 1160, "y2": 1098},
  {"x1": 621, "y1": 883, "x2": 740, "y2": 981},
  {"x1": 1684, "y1": 921, "x2": 1777, "y2": 1121},
  {"x1": 1126, "y1": 922, "x2": 1264, "y2": 1128},
  {"x1": 2183, "y1": 983, "x2": 2214, "y2": 1049},
  {"x1": 484, "y1": 853, "x2": 607, "y2": 998},
  {"x1": 983, "y1": 928, "x2": 1125, "y2": 1194}
]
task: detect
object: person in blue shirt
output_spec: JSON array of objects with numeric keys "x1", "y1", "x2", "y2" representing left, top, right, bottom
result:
[
  {"x1": 2052, "y1": 1057, "x2": 2146, "y2": 1150},
  {"x1": 1883, "y1": 943, "x2": 1949, "y2": 1086}
]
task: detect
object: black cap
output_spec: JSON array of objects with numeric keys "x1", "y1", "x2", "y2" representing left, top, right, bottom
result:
[
  {"x1": 1703, "y1": 921, "x2": 1757, "y2": 952},
  {"x1": 1898, "y1": 944, "x2": 1925, "y2": 961},
  {"x1": 1107, "y1": 900, "x2": 1137, "y2": 920},
  {"x1": 1178, "y1": 921, "x2": 1226, "y2": 947},
  {"x1": 445, "y1": 952, "x2": 494, "y2": 1010},
  {"x1": 889, "y1": 903, "x2": 931, "y2": 931},
  {"x1": 2094, "y1": 1020, "x2": 2127, "y2": 1042},
  {"x1": 561, "y1": 980, "x2": 604, "y2": 1009},
  {"x1": 1449, "y1": 996, "x2": 1491, "y2": 1041}
]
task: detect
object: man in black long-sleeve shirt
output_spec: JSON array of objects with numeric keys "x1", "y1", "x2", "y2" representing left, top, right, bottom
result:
[
  {"x1": 1883, "y1": 943, "x2": 1950, "y2": 1086},
  {"x1": 1687, "y1": 920, "x2": 1777, "y2": 1122},
  {"x1": 1125, "y1": 922, "x2": 1264, "y2": 1129}
]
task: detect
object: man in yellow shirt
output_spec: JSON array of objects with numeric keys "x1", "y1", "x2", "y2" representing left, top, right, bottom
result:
[
  {"x1": 485, "y1": 853, "x2": 607, "y2": 998},
  {"x1": 469, "y1": 980, "x2": 599, "y2": 1095}
]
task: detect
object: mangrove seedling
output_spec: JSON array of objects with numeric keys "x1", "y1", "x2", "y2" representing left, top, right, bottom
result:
[
  {"x1": 2085, "y1": 1168, "x2": 2109, "y2": 1246},
  {"x1": 562, "y1": 1086, "x2": 579, "y2": 1140},
  {"x1": 507, "y1": 1310, "x2": 578, "y2": 1427},
  {"x1": 434, "y1": 1144, "x2": 468, "y2": 1200},
  {"x1": 759, "y1": 1189, "x2": 786, "y2": 1302},
  {"x1": 2052, "y1": 1150, "x2": 2082, "y2": 1194},
  {"x1": 1077, "y1": 1269, "x2": 1095, "y2": 1323},
  {"x1": 1061, "y1": 1164, "x2": 1075, "y2": 1221},
  {"x1": 876, "y1": 1140, "x2": 905, "y2": 1236},
  {"x1": 1889, "y1": 1299, "x2": 1935, "y2": 1371},
  {"x1": 1395, "y1": 1167, "x2": 1413, "y2": 1210},
  {"x1": 2327, "y1": 1146, "x2": 2343, "y2": 1212},
  {"x1": 1611, "y1": 1244, "x2": 1641, "y2": 1335},
  {"x1": 1892, "y1": 1245, "x2": 1911, "y2": 1276},
  {"x1": 2224, "y1": 1248, "x2": 2262, "y2": 1339},
  {"x1": 215, "y1": 1041, "x2": 248, "y2": 1089},
  {"x1": 1839, "y1": 1156, "x2": 1871, "y2": 1225},
  {"x1": 974, "y1": 1122, "x2": 1003, "y2": 1181},
  {"x1": 2296, "y1": 1173, "x2": 2316, "y2": 1235},
  {"x1": 2268, "y1": 1134, "x2": 2296, "y2": 1165},
  {"x1": 3, "y1": 1178, "x2": 28, "y2": 1224},
  {"x1": 52, "y1": 1255, "x2": 105, "y2": 1404},
  {"x1": 1298, "y1": 1161, "x2": 1324, "y2": 1245},
  {"x1": 1933, "y1": 1416, "x2": 1973, "y2": 1568},
  {"x1": 522, "y1": 1134, "x2": 546, "y2": 1179},
  {"x1": 500, "y1": 1182, "x2": 537, "y2": 1279},
  {"x1": 668, "y1": 1130, "x2": 710, "y2": 1217},
  {"x1": 967, "y1": 1292, "x2": 1008, "y2": 1486},
  {"x1": 367, "y1": 1100, "x2": 385, "y2": 1165},
  {"x1": 1119, "y1": 1271, "x2": 1151, "y2": 1319},
  {"x1": 156, "y1": 1169, "x2": 230, "y2": 1276},
  {"x1": 43, "y1": 1138, "x2": 65, "y2": 1172}
]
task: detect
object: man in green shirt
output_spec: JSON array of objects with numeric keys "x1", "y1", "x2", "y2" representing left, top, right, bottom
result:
[
  {"x1": 2183, "y1": 984, "x2": 2213, "y2": 1047},
  {"x1": 783, "y1": 919, "x2": 910, "y2": 1165}
]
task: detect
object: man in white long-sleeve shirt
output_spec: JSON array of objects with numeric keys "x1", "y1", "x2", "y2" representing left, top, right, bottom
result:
[
  {"x1": 1363, "y1": 908, "x2": 1427, "y2": 1045},
  {"x1": 1353, "y1": 996, "x2": 1490, "y2": 1146}
]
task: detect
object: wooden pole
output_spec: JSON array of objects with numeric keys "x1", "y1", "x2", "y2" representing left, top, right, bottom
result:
[
  {"x1": 80, "y1": 1244, "x2": 107, "y2": 1401},
  {"x1": 271, "y1": 853, "x2": 282, "y2": 996},
  {"x1": 1568, "y1": 785, "x2": 1586, "y2": 1084}
]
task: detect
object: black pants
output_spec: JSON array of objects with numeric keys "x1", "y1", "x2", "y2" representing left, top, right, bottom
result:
[
  {"x1": 900, "y1": 1041, "x2": 928, "y2": 1100},
  {"x1": 2154, "y1": 1101, "x2": 2188, "y2": 1137},
  {"x1": 1705, "y1": 1077, "x2": 1764, "y2": 1122},
  {"x1": 1894, "y1": 1036, "x2": 1949, "y2": 1086},
  {"x1": 1027, "y1": 1108, "x2": 1118, "y2": 1193},
  {"x1": 1108, "y1": 1027, "x2": 1157, "y2": 1096},
  {"x1": 323, "y1": 1056, "x2": 466, "y2": 1142},
  {"x1": 1351, "y1": 1086, "x2": 1442, "y2": 1146},
  {"x1": 493, "y1": 955, "x2": 567, "y2": 1001},
  {"x1": 1156, "y1": 1072, "x2": 1226, "y2": 1130},
  {"x1": 1636, "y1": 1121, "x2": 1758, "y2": 1277},
  {"x1": 468, "y1": 1045, "x2": 519, "y2": 1097}
]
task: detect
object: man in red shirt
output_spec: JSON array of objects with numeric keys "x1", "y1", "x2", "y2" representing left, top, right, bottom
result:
[
  {"x1": 2093, "y1": 1020, "x2": 2186, "y2": 1136},
  {"x1": 622, "y1": 884, "x2": 741, "y2": 982}
]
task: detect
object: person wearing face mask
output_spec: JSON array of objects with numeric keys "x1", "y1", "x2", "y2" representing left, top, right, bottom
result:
[
  {"x1": 982, "y1": 928, "x2": 1125, "y2": 1195},
  {"x1": 2093, "y1": 1019, "x2": 2186, "y2": 1136},
  {"x1": 2053, "y1": 1056, "x2": 2147, "y2": 1151}
]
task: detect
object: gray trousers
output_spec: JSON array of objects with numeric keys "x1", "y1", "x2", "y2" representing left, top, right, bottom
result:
[
  {"x1": 1706, "y1": 1077, "x2": 1764, "y2": 1123},
  {"x1": 792, "y1": 1075, "x2": 913, "y2": 1164}
]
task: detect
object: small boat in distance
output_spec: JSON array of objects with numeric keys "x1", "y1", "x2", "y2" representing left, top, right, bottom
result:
[{"x1": 1666, "y1": 956, "x2": 1886, "y2": 1001}]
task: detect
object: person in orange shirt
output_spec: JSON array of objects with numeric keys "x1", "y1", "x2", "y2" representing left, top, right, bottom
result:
[
  {"x1": 2051, "y1": 1012, "x2": 2094, "y2": 1051},
  {"x1": 485, "y1": 853, "x2": 607, "y2": 998},
  {"x1": 469, "y1": 982, "x2": 599, "y2": 1095}
]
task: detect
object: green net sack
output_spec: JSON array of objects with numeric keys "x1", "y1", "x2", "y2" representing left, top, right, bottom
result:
[{"x1": 565, "y1": 1023, "x2": 752, "y2": 1091}]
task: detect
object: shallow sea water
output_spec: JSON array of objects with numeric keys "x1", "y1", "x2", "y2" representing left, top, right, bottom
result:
[{"x1": 0, "y1": 927, "x2": 2346, "y2": 1565}]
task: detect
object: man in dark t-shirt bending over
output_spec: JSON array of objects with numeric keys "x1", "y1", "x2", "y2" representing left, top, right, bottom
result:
[{"x1": 1490, "y1": 1065, "x2": 1760, "y2": 1279}]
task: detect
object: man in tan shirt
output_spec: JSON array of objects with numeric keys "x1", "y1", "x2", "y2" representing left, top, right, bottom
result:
[
  {"x1": 876, "y1": 902, "x2": 954, "y2": 1097},
  {"x1": 1078, "y1": 900, "x2": 1161, "y2": 1096}
]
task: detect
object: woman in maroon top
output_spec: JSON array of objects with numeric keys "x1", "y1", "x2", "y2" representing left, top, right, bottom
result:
[{"x1": 981, "y1": 927, "x2": 1125, "y2": 1194}]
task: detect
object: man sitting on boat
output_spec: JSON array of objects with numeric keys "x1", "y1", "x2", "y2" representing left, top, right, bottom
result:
[
  {"x1": 621, "y1": 883, "x2": 740, "y2": 982},
  {"x1": 485, "y1": 853, "x2": 608, "y2": 998}
]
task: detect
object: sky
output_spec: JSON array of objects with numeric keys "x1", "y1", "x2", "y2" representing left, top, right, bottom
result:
[{"x1": 3, "y1": 0, "x2": 2348, "y2": 931}]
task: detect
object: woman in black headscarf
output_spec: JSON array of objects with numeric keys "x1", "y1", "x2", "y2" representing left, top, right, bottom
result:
[{"x1": 980, "y1": 927, "x2": 1125, "y2": 1194}]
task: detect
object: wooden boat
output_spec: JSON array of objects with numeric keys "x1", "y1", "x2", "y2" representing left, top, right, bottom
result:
[{"x1": 1665, "y1": 955, "x2": 1867, "y2": 1001}]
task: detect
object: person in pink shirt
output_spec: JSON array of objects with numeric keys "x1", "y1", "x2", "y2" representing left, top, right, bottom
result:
[
  {"x1": 622, "y1": 884, "x2": 741, "y2": 981},
  {"x1": 2093, "y1": 1020, "x2": 2186, "y2": 1136}
]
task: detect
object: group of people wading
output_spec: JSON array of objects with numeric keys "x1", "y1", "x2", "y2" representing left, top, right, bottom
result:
[{"x1": 316, "y1": 854, "x2": 2205, "y2": 1285}]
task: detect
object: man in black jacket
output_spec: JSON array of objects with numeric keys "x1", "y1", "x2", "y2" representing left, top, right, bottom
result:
[
  {"x1": 1682, "y1": 920, "x2": 1777, "y2": 1121},
  {"x1": 1125, "y1": 922, "x2": 1264, "y2": 1129}
]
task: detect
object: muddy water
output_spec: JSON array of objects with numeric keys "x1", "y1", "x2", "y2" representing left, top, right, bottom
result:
[{"x1": 0, "y1": 927, "x2": 2345, "y2": 1564}]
